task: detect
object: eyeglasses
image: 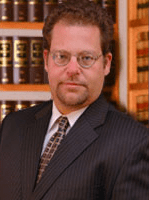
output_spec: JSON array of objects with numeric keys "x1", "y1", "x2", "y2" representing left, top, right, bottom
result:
[{"x1": 50, "y1": 50, "x2": 103, "y2": 68}]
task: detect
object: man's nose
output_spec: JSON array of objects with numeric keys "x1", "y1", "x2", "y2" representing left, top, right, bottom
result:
[{"x1": 66, "y1": 56, "x2": 81, "y2": 76}]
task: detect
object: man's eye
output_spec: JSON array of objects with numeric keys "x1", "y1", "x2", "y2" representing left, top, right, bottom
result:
[
  {"x1": 82, "y1": 55, "x2": 93, "y2": 61},
  {"x1": 59, "y1": 54, "x2": 67, "y2": 59}
]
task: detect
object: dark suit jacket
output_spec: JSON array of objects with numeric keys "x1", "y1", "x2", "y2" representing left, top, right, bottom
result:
[{"x1": 0, "y1": 95, "x2": 149, "y2": 200}]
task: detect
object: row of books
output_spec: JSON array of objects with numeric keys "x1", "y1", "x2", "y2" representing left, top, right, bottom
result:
[
  {"x1": 0, "y1": 36, "x2": 116, "y2": 86},
  {"x1": 0, "y1": 0, "x2": 116, "y2": 23},
  {"x1": 136, "y1": 31, "x2": 149, "y2": 83},
  {"x1": 0, "y1": 100, "x2": 44, "y2": 123},
  {"x1": 0, "y1": 36, "x2": 48, "y2": 84},
  {"x1": 137, "y1": 0, "x2": 149, "y2": 19},
  {"x1": 136, "y1": 94, "x2": 149, "y2": 128}
]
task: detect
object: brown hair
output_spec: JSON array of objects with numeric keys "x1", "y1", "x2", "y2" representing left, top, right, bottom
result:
[{"x1": 43, "y1": 0, "x2": 114, "y2": 55}]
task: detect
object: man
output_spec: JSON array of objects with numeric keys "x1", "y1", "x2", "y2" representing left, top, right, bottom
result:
[{"x1": 0, "y1": 0, "x2": 149, "y2": 199}]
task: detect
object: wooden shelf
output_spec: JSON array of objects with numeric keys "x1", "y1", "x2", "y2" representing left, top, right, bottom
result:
[
  {"x1": 0, "y1": 21, "x2": 117, "y2": 31},
  {"x1": 0, "y1": 22, "x2": 44, "y2": 30},
  {"x1": 0, "y1": 84, "x2": 116, "y2": 92},
  {"x1": 0, "y1": 84, "x2": 50, "y2": 91},
  {"x1": 129, "y1": 83, "x2": 149, "y2": 91},
  {"x1": 129, "y1": 18, "x2": 149, "y2": 27}
]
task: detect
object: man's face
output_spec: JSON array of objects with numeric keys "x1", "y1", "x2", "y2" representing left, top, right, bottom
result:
[{"x1": 44, "y1": 22, "x2": 112, "y2": 114}]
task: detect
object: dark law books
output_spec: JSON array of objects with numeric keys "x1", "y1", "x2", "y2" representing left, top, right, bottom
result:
[
  {"x1": 0, "y1": 36, "x2": 46, "y2": 84},
  {"x1": 13, "y1": 36, "x2": 29, "y2": 84},
  {"x1": 0, "y1": 0, "x2": 117, "y2": 22},
  {"x1": 43, "y1": 0, "x2": 58, "y2": 20},
  {"x1": 0, "y1": 100, "x2": 43, "y2": 123},
  {"x1": 0, "y1": 101, "x2": 15, "y2": 123},
  {"x1": 0, "y1": 37, "x2": 13, "y2": 84},
  {"x1": 27, "y1": 0, "x2": 43, "y2": 22},
  {"x1": 0, "y1": 0, "x2": 13, "y2": 21},
  {"x1": 29, "y1": 37, "x2": 44, "y2": 84},
  {"x1": 13, "y1": 0, "x2": 28, "y2": 22}
]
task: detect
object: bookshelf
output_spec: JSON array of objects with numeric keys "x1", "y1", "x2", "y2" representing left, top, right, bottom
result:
[
  {"x1": 128, "y1": 0, "x2": 149, "y2": 127},
  {"x1": 0, "y1": 84, "x2": 50, "y2": 91},
  {"x1": 0, "y1": 0, "x2": 119, "y2": 122}
]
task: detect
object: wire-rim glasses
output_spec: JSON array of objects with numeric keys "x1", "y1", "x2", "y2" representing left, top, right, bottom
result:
[{"x1": 50, "y1": 50, "x2": 103, "y2": 68}]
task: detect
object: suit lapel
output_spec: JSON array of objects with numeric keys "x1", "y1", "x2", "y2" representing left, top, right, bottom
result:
[
  {"x1": 21, "y1": 102, "x2": 52, "y2": 200},
  {"x1": 30, "y1": 95, "x2": 109, "y2": 200}
]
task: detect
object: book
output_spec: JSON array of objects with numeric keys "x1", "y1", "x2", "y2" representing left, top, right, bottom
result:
[
  {"x1": 58, "y1": 0, "x2": 68, "y2": 3},
  {"x1": 13, "y1": 36, "x2": 29, "y2": 84},
  {"x1": 0, "y1": 100, "x2": 15, "y2": 123},
  {"x1": 136, "y1": 95, "x2": 149, "y2": 127},
  {"x1": 30, "y1": 100, "x2": 43, "y2": 107},
  {"x1": 0, "y1": 37, "x2": 13, "y2": 84},
  {"x1": 0, "y1": 100, "x2": 44, "y2": 124},
  {"x1": 29, "y1": 37, "x2": 44, "y2": 84},
  {"x1": 43, "y1": 0, "x2": 58, "y2": 20},
  {"x1": 137, "y1": 0, "x2": 149, "y2": 19},
  {"x1": 0, "y1": 0, "x2": 13, "y2": 21},
  {"x1": 27, "y1": 0, "x2": 43, "y2": 22},
  {"x1": 136, "y1": 31, "x2": 149, "y2": 83},
  {"x1": 13, "y1": 0, "x2": 28, "y2": 22},
  {"x1": 143, "y1": 56, "x2": 149, "y2": 83},
  {"x1": 15, "y1": 100, "x2": 30, "y2": 111}
]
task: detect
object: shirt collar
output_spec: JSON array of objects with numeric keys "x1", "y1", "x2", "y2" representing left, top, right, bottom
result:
[{"x1": 50, "y1": 101, "x2": 88, "y2": 130}]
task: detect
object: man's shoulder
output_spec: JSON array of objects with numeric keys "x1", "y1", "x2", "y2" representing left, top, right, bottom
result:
[{"x1": 107, "y1": 103, "x2": 149, "y2": 137}]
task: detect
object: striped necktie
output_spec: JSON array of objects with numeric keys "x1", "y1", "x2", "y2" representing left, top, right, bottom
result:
[{"x1": 36, "y1": 116, "x2": 69, "y2": 183}]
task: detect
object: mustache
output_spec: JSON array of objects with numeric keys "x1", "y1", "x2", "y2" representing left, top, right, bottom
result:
[{"x1": 59, "y1": 79, "x2": 87, "y2": 87}]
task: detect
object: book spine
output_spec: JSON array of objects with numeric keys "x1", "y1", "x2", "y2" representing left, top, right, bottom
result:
[
  {"x1": 137, "y1": 57, "x2": 144, "y2": 83},
  {"x1": 136, "y1": 31, "x2": 149, "y2": 83},
  {"x1": 15, "y1": 100, "x2": 30, "y2": 111},
  {"x1": 137, "y1": 0, "x2": 142, "y2": 19},
  {"x1": 43, "y1": 0, "x2": 58, "y2": 20},
  {"x1": 30, "y1": 100, "x2": 43, "y2": 107},
  {"x1": 27, "y1": 0, "x2": 43, "y2": 22},
  {"x1": 0, "y1": 37, "x2": 13, "y2": 84},
  {"x1": 13, "y1": 0, "x2": 28, "y2": 22},
  {"x1": 0, "y1": 100, "x2": 44, "y2": 123},
  {"x1": 13, "y1": 36, "x2": 29, "y2": 84},
  {"x1": 136, "y1": 95, "x2": 149, "y2": 127},
  {"x1": 142, "y1": 0, "x2": 148, "y2": 18},
  {"x1": 0, "y1": 0, "x2": 13, "y2": 21},
  {"x1": 0, "y1": 100, "x2": 15, "y2": 123},
  {"x1": 29, "y1": 37, "x2": 44, "y2": 84},
  {"x1": 58, "y1": 0, "x2": 68, "y2": 3},
  {"x1": 137, "y1": 0, "x2": 148, "y2": 19}
]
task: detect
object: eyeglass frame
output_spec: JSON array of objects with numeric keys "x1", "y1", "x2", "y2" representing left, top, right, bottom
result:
[{"x1": 49, "y1": 50, "x2": 103, "y2": 68}]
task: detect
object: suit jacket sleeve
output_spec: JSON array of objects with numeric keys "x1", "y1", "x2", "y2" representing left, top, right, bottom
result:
[{"x1": 111, "y1": 129, "x2": 149, "y2": 199}]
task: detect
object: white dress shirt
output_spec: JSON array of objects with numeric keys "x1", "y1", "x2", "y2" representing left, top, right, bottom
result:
[{"x1": 41, "y1": 102, "x2": 88, "y2": 155}]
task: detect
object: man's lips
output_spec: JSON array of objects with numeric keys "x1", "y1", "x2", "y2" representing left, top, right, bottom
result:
[{"x1": 62, "y1": 82, "x2": 85, "y2": 87}]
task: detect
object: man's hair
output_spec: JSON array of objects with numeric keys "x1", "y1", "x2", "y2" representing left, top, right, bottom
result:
[{"x1": 43, "y1": 0, "x2": 114, "y2": 55}]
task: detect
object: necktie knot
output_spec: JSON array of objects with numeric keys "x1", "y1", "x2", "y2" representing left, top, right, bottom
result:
[{"x1": 58, "y1": 116, "x2": 69, "y2": 134}]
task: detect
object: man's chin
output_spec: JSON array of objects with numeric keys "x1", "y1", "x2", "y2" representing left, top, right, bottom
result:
[{"x1": 57, "y1": 93, "x2": 88, "y2": 107}]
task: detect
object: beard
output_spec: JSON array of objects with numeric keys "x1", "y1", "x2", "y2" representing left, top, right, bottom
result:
[{"x1": 55, "y1": 82, "x2": 89, "y2": 108}]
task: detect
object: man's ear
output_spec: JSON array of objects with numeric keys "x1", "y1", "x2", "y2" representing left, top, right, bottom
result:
[
  {"x1": 104, "y1": 52, "x2": 112, "y2": 76},
  {"x1": 43, "y1": 50, "x2": 49, "y2": 72}
]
